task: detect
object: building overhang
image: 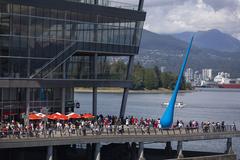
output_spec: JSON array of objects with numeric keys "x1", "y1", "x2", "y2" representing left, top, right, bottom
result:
[
  {"x1": 0, "y1": 79, "x2": 132, "y2": 88},
  {"x1": 2, "y1": 0, "x2": 146, "y2": 22}
]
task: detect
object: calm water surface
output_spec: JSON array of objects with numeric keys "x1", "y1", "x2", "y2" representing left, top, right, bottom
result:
[{"x1": 74, "y1": 89, "x2": 240, "y2": 158}]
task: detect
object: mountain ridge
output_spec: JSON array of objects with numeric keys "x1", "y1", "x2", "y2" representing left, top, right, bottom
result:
[
  {"x1": 173, "y1": 29, "x2": 240, "y2": 52},
  {"x1": 136, "y1": 29, "x2": 240, "y2": 77}
]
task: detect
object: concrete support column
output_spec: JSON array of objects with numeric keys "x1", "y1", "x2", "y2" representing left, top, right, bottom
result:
[
  {"x1": 93, "y1": 143, "x2": 101, "y2": 160},
  {"x1": 25, "y1": 88, "x2": 30, "y2": 126},
  {"x1": 46, "y1": 146, "x2": 53, "y2": 160},
  {"x1": 119, "y1": 55, "x2": 134, "y2": 118},
  {"x1": 126, "y1": 56, "x2": 134, "y2": 80},
  {"x1": 226, "y1": 138, "x2": 234, "y2": 154},
  {"x1": 164, "y1": 141, "x2": 172, "y2": 154},
  {"x1": 138, "y1": 0, "x2": 144, "y2": 11},
  {"x1": 61, "y1": 88, "x2": 66, "y2": 114},
  {"x1": 92, "y1": 87, "x2": 97, "y2": 116},
  {"x1": 138, "y1": 142, "x2": 145, "y2": 160},
  {"x1": 120, "y1": 88, "x2": 129, "y2": 118},
  {"x1": 92, "y1": 53, "x2": 98, "y2": 116},
  {"x1": 177, "y1": 141, "x2": 184, "y2": 158}
]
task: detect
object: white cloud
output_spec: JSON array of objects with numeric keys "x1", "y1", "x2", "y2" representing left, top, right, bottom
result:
[
  {"x1": 202, "y1": 0, "x2": 239, "y2": 11},
  {"x1": 119, "y1": 0, "x2": 240, "y2": 39}
]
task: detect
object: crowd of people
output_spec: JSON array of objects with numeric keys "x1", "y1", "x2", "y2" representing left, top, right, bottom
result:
[{"x1": 0, "y1": 115, "x2": 237, "y2": 139}]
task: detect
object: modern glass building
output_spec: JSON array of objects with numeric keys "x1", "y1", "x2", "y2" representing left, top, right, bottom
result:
[{"x1": 0, "y1": 0, "x2": 146, "y2": 122}]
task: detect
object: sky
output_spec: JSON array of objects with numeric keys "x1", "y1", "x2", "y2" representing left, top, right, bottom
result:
[{"x1": 119, "y1": 0, "x2": 240, "y2": 40}]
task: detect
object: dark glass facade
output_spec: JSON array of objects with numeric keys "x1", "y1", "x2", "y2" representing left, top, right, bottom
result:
[
  {"x1": 0, "y1": 87, "x2": 74, "y2": 121},
  {"x1": 0, "y1": 0, "x2": 145, "y2": 121}
]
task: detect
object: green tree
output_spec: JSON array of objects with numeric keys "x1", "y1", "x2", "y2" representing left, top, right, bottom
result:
[
  {"x1": 154, "y1": 66, "x2": 162, "y2": 88},
  {"x1": 162, "y1": 72, "x2": 188, "y2": 90},
  {"x1": 180, "y1": 76, "x2": 187, "y2": 90},
  {"x1": 131, "y1": 64, "x2": 189, "y2": 90},
  {"x1": 110, "y1": 61, "x2": 127, "y2": 79},
  {"x1": 143, "y1": 68, "x2": 159, "y2": 90},
  {"x1": 161, "y1": 72, "x2": 175, "y2": 89},
  {"x1": 132, "y1": 63, "x2": 144, "y2": 90}
]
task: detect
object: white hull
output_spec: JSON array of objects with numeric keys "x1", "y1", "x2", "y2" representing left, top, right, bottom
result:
[{"x1": 161, "y1": 102, "x2": 185, "y2": 108}]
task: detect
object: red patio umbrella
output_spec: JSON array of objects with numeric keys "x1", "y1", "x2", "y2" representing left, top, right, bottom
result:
[
  {"x1": 82, "y1": 113, "x2": 95, "y2": 119},
  {"x1": 36, "y1": 113, "x2": 47, "y2": 118},
  {"x1": 48, "y1": 112, "x2": 68, "y2": 120},
  {"x1": 29, "y1": 114, "x2": 42, "y2": 120},
  {"x1": 67, "y1": 113, "x2": 81, "y2": 119}
]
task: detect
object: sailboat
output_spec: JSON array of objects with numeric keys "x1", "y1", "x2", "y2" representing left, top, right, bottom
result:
[{"x1": 160, "y1": 36, "x2": 194, "y2": 128}]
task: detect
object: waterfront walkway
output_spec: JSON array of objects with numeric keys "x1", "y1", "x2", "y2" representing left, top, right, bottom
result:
[{"x1": 0, "y1": 124, "x2": 239, "y2": 149}]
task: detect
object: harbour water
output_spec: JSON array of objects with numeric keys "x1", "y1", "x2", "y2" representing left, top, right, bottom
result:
[{"x1": 74, "y1": 88, "x2": 240, "y2": 159}]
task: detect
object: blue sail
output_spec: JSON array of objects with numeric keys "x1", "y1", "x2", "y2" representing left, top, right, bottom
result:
[{"x1": 160, "y1": 36, "x2": 194, "y2": 128}]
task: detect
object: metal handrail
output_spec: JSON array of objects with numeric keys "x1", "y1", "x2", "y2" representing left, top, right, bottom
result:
[
  {"x1": 30, "y1": 42, "x2": 78, "y2": 78},
  {"x1": 0, "y1": 125, "x2": 237, "y2": 139}
]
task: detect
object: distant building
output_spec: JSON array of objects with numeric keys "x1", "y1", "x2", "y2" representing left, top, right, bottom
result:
[
  {"x1": 193, "y1": 71, "x2": 202, "y2": 86},
  {"x1": 202, "y1": 69, "x2": 212, "y2": 81},
  {"x1": 184, "y1": 68, "x2": 194, "y2": 83}
]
